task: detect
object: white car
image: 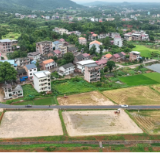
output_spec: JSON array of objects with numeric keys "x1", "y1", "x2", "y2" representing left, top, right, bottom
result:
[{"x1": 120, "y1": 105, "x2": 129, "y2": 108}]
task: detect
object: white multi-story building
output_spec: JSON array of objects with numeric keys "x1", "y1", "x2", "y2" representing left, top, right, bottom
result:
[
  {"x1": 33, "y1": 70, "x2": 51, "y2": 93},
  {"x1": 76, "y1": 60, "x2": 96, "y2": 73},
  {"x1": 114, "y1": 36, "x2": 123, "y2": 47},
  {"x1": 89, "y1": 40, "x2": 102, "y2": 53}
]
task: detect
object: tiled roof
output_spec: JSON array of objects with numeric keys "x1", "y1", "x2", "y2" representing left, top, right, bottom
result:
[
  {"x1": 90, "y1": 40, "x2": 102, "y2": 45},
  {"x1": 61, "y1": 63, "x2": 74, "y2": 69},
  {"x1": 54, "y1": 50, "x2": 61, "y2": 54},
  {"x1": 113, "y1": 54, "x2": 120, "y2": 58},
  {"x1": 104, "y1": 54, "x2": 112, "y2": 59},
  {"x1": 82, "y1": 53, "x2": 90, "y2": 57},
  {"x1": 79, "y1": 37, "x2": 86, "y2": 40},
  {"x1": 43, "y1": 59, "x2": 54, "y2": 64},
  {"x1": 121, "y1": 52, "x2": 126, "y2": 55},
  {"x1": 96, "y1": 59, "x2": 107, "y2": 65}
]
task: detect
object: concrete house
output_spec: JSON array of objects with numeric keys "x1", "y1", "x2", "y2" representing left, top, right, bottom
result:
[
  {"x1": 33, "y1": 70, "x2": 51, "y2": 93},
  {"x1": 96, "y1": 59, "x2": 107, "y2": 69},
  {"x1": 84, "y1": 64, "x2": 100, "y2": 83},
  {"x1": 129, "y1": 51, "x2": 141, "y2": 61},
  {"x1": 102, "y1": 54, "x2": 112, "y2": 60},
  {"x1": 74, "y1": 53, "x2": 90, "y2": 64},
  {"x1": 42, "y1": 59, "x2": 57, "y2": 70},
  {"x1": 17, "y1": 68, "x2": 28, "y2": 82},
  {"x1": 0, "y1": 39, "x2": 18, "y2": 53},
  {"x1": 114, "y1": 36, "x2": 123, "y2": 47},
  {"x1": 27, "y1": 52, "x2": 41, "y2": 61},
  {"x1": 111, "y1": 54, "x2": 121, "y2": 62},
  {"x1": 98, "y1": 33, "x2": 109, "y2": 39},
  {"x1": 58, "y1": 63, "x2": 75, "y2": 76},
  {"x1": 124, "y1": 32, "x2": 132, "y2": 41},
  {"x1": 53, "y1": 27, "x2": 69, "y2": 35},
  {"x1": 15, "y1": 57, "x2": 30, "y2": 67},
  {"x1": 118, "y1": 52, "x2": 126, "y2": 60},
  {"x1": 36, "y1": 41, "x2": 52, "y2": 55},
  {"x1": 89, "y1": 40, "x2": 102, "y2": 53},
  {"x1": 68, "y1": 47, "x2": 78, "y2": 54},
  {"x1": 24, "y1": 64, "x2": 37, "y2": 80},
  {"x1": 78, "y1": 37, "x2": 87, "y2": 45},
  {"x1": 2, "y1": 84, "x2": 23, "y2": 100},
  {"x1": 89, "y1": 34, "x2": 98, "y2": 41},
  {"x1": 76, "y1": 60, "x2": 96, "y2": 73}
]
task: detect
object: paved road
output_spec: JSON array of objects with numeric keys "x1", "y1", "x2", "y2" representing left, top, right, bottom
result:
[{"x1": 0, "y1": 103, "x2": 160, "y2": 110}]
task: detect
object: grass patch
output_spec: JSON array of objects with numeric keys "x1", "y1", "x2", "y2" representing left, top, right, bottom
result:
[
  {"x1": 15, "y1": 97, "x2": 57, "y2": 105},
  {"x1": 52, "y1": 78, "x2": 96, "y2": 96},
  {"x1": 59, "y1": 110, "x2": 68, "y2": 136},
  {"x1": 144, "y1": 72, "x2": 160, "y2": 83},
  {"x1": 134, "y1": 45, "x2": 160, "y2": 57},
  {"x1": 2, "y1": 32, "x2": 20, "y2": 40},
  {"x1": 22, "y1": 84, "x2": 39, "y2": 97},
  {"x1": 0, "y1": 143, "x2": 99, "y2": 151},
  {"x1": 119, "y1": 74, "x2": 159, "y2": 86}
]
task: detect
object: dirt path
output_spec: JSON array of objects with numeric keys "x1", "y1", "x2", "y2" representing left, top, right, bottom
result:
[
  {"x1": 0, "y1": 85, "x2": 4, "y2": 102},
  {"x1": 1, "y1": 53, "x2": 8, "y2": 60}
]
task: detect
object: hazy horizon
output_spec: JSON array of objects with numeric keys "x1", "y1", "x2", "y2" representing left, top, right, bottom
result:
[{"x1": 72, "y1": 0, "x2": 160, "y2": 4}]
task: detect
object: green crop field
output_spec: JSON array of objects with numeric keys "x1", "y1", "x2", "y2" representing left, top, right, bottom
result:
[
  {"x1": 143, "y1": 72, "x2": 160, "y2": 83},
  {"x1": 22, "y1": 84, "x2": 40, "y2": 97},
  {"x1": 119, "y1": 74, "x2": 159, "y2": 86},
  {"x1": 16, "y1": 97, "x2": 57, "y2": 105},
  {"x1": 134, "y1": 45, "x2": 160, "y2": 57},
  {"x1": 52, "y1": 79, "x2": 96, "y2": 95}
]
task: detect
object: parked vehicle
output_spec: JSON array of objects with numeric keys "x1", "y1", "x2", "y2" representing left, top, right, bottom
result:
[{"x1": 120, "y1": 104, "x2": 129, "y2": 108}]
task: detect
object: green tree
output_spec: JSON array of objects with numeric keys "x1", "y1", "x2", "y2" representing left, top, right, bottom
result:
[
  {"x1": 107, "y1": 61, "x2": 115, "y2": 73},
  {"x1": 90, "y1": 45, "x2": 96, "y2": 55},
  {"x1": 63, "y1": 52, "x2": 74, "y2": 63},
  {"x1": 99, "y1": 45, "x2": 103, "y2": 56},
  {"x1": 0, "y1": 62, "x2": 17, "y2": 83}
]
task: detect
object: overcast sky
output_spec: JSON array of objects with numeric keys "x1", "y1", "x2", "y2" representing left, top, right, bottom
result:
[{"x1": 72, "y1": 0, "x2": 160, "y2": 3}]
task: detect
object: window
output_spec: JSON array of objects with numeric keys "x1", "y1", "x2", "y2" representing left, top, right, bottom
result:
[{"x1": 30, "y1": 73, "x2": 32, "y2": 75}]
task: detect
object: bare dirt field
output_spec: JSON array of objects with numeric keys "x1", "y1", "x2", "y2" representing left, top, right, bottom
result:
[
  {"x1": 103, "y1": 86, "x2": 160, "y2": 105},
  {"x1": 152, "y1": 84, "x2": 160, "y2": 93},
  {"x1": 130, "y1": 110, "x2": 160, "y2": 134},
  {"x1": 0, "y1": 109, "x2": 63, "y2": 138},
  {"x1": 57, "y1": 91, "x2": 114, "y2": 105},
  {"x1": 62, "y1": 110, "x2": 143, "y2": 137}
]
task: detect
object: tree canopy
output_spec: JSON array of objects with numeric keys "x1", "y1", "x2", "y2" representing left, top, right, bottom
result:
[{"x1": 0, "y1": 62, "x2": 17, "y2": 83}]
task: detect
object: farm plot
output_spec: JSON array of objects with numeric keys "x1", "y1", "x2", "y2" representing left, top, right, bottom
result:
[
  {"x1": 0, "y1": 109, "x2": 63, "y2": 138},
  {"x1": 62, "y1": 110, "x2": 143, "y2": 136},
  {"x1": 134, "y1": 45, "x2": 160, "y2": 57},
  {"x1": 57, "y1": 91, "x2": 114, "y2": 105},
  {"x1": 129, "y1": 110, "x2": 160, "y2": 134},
  {"x1": 119, "y1": 74, "x2": 158, "y2": 86},
  {"x1": 103, "y1": 86, "x2": 160, "y2": 105},
  {"x1": 144, "y1": 72, "x2": 160, "y2": 83},
  {"x1": 152, "y1": 84, "x2": 160, "y2": 93}
]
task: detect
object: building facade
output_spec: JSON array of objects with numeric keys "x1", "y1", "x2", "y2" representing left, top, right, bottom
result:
[
  {"x1": 36, "y1": 41, "x2": 52, "y2": 55},
  {"x1": 84, "y1": 64, "x2": 100, "y2": 83},
  {"x1": 33, "y1": 70, "x2": 51, "y2": 93}
]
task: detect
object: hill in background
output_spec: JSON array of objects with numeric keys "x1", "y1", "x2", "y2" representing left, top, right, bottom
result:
[{"x1": 0, "y1": 0, "x2": 83, "y2": 11}]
